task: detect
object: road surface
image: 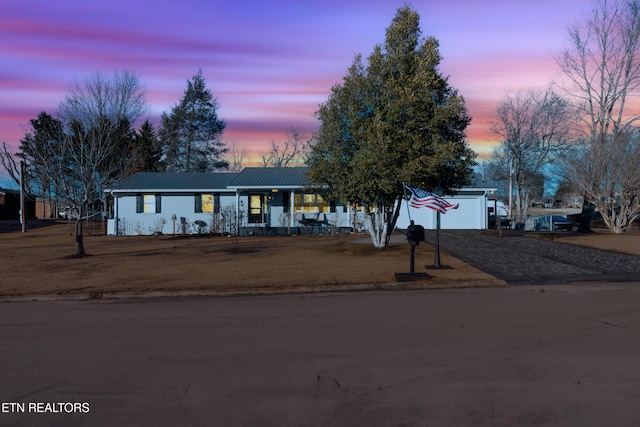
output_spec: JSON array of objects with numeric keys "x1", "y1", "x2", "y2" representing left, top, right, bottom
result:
[{"x1": 2, "y1": 285, "x2": 640, "y2": 426}]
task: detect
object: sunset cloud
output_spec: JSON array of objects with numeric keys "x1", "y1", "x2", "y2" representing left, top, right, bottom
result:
[{"x1": 1, "y1": 0, "x2": 591, "y2": 170}]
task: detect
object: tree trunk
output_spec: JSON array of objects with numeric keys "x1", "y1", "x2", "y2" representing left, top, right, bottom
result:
[
  {"x1": 75, "y1": 217, "x2": 85, "y2": 256},
  {"x1": 384, "y1": 197, "x2": 403, "y2": 248},
  {"x1": 366, "y1": 207, "x2": 388, "y2": 249},
  {"x1": 366, "y1": 200, "x2": 402, "y2": 249},
  {"x1": 577, "y1": 198, "x2": 593, "y2": 233}
]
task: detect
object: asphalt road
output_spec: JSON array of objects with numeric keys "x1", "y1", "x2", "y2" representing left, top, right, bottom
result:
[
  {"x1": 2, "y1": 285, "x2": 640, "y2": 426},
  {"x1": 424, "y1": 230, "x2": 640, "y2": 285}
]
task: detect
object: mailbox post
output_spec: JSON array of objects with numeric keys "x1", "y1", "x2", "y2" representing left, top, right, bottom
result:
[
  {"x1": 395, "y1": 220, "x2": 431, "y2": 283},
  {"x1": 406, "y1": 220, "x2": 425, "y2": 274}
]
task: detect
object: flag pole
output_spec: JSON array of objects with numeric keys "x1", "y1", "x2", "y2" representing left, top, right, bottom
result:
[
  {"x1": 402, "y1": 182, "x2": 412, "y2": 223},
  {"x1": 434, "y1": 211, "x2": 442, "y2": 267},
  {"x1": 426, "y1": 205, "x2": 452, "y2": 270}
]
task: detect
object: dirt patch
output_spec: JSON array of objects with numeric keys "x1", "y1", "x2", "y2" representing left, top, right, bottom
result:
[{"x1": 0, "y1": 221, "x2": 501, "y2": 298}]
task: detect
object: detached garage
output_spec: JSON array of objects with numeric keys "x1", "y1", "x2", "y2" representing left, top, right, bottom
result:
[{"x1": 395, "y1": 188, "x2": 497, "y2": 230}]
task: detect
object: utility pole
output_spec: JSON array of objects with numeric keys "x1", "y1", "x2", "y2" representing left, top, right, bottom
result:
[
  {"x1": 19, "y1": 160, "x2": 27, "y2": 233},
  {"x1": 508, "y1": 158, "x2": 513, "y2": 226}
]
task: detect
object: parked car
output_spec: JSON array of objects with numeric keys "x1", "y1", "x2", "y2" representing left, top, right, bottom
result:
[
  {"x1": 489, "y1": 215, "x2": 510, "y2": 229},
  {"x1": 59, "y1": 206, "x2": 79, "y2": 219},
  {"x1": 550, "y1": 216, "x2": 573, "y2": 231},
  {"x1": 528, "y1": 215, "x2": 572, "y2": 232}
]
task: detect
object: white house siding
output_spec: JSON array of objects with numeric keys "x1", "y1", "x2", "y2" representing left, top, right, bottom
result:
[
  {"x1": 395, "y1": 191, "x2": 492, "y2": 230},
  {"x1": 110, "y1": 192, "x2": 236, "y2": 236},
  {"x1": 108, "y1": 190, "x2": 492, "y2": 235}
]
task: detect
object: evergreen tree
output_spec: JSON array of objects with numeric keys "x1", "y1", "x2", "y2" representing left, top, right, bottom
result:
[
  {"x1": 18, "y1": 112, "x2": 65, "y2": 195},
  {"x1": 307, "y1": 5, "x2": 475, "y2": 248},
  {"x1": 159, "y1": 70, "x2": 228, "y2": 172},
  {"x1": 128, "y1": 120, "x2": 162, "y2": 174}
]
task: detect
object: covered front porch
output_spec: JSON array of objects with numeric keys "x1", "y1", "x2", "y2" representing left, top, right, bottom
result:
[
  {"x1": 228, "y1": 167, "x2": 352, "y2": 235},
  {"x1": 234, "y1": 189, "x2": 352, "y2": 235}
]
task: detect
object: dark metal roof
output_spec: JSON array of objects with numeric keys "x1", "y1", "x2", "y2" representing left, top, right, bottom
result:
[
  {"x1": 109, "y1": 172, "x2": 238, "y2": 192},
  {"x1": 108, "y1": 167, "x2": 312, "y2": 192},
  {"x1": 228, "y1": 167, "x2": 310, "y2": 188}
]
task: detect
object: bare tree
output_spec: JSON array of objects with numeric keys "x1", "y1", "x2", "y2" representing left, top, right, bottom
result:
[
  {"x1": 556, "y1": 0, "x2": 640, "y2": 232},
  {"x1": 60, "y1": 70, "x2": 146, "y2": 127},
  {"x1": 15, "y1": 71, "x2": 147, "y2": 254},
  {"x1": 0, "y1": 142, "x2": 20, "y2": 186},
  {"x1": 23, "y1": 115, "x2": 132, "y2": 255},
  {"x1": 558, "y1": 132, "x2": 640, "y2": 232},
  {"x1": 226, "y1": 138, "x2": 247, "y2": 172},
  {"x1": 490, "y1": 88, "x2": 571, "y2": 227},
  {"x1": 259, "y1": 128, "x2": 308, "y2": 167}
]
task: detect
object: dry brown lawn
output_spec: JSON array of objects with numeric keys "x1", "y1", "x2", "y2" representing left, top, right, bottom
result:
[
  {"x1": 554, "y1": 228, "x2": 640, "y2": 255},
  {"x1": 2, "y1": 221, "x2": 637, "y2": 298},
  {"x1": 0, "y1": 221, "x2": 499, "y2": 298}
]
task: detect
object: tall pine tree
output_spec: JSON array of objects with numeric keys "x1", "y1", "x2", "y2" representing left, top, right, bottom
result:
[
  {"x1": 128, "y1": 120, "x2": 162, "y2": 174},
  {"x1": 159, "y1": 70, "x2": 228, "y2": 172}
]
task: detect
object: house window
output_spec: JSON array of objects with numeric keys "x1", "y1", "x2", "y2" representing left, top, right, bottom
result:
[
  {"x1": 294, "y1": 193, "x2": 329, "y2": 213},
  {"x1": 195, "y1": 193, "x2": 220, "y2": 214},
  {"x1": 317, "y1": 194, "x2": 328, "y2": 213},
  {"x1": 195, "y1": 194, "x2": 214, "y2": 213},
  {"x1": 353, "y1": 202, "x2": 374, "y2": 213},
  {"x1": 249, "y1": 194, "x2": 266, "y2": 223},
  {"x1": 136, "y1": 194, "x2": 161, "y2": 213}
]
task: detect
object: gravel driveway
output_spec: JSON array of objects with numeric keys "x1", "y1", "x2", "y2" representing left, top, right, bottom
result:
[{"x1": 423, "y1": 230, "x2": 640, "y2": 285}]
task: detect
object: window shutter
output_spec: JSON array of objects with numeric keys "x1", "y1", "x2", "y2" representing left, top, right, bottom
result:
[
  {"x1": 214, "y1": 193, "x2": 220, "y2": 214},
  {"x1": 195, "y1": 194, "x2": 202, "y2": 213},
  {"x1": 155, "y1": 194, "x2": 161, "y2": 213},
  {"x1": 136, "y1": 194, "x2": 143, "y2": 213}
]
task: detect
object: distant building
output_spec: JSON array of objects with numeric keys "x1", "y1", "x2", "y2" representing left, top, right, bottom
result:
[{"x1": 0, "y1": 187, "x2": 35, "y2": 220}]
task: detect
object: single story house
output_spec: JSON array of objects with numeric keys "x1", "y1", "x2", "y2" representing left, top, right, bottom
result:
[{"x1": 105, "y1": 167, "x2": 497, "y2": 236}]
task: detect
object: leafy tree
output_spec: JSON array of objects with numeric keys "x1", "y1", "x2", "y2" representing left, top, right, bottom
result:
[
  {"x1": 307, "y1": 5, "x2": 475, "y2": 248},
  {"x1": 159, "y1": 70, "x2": 228, "y2": 172}
]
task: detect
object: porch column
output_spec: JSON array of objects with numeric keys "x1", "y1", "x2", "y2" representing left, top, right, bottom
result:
[
  {"x1": 290, "y1": 191, "x2": 295, "y2": 228},
  {"x1": 114, "y1": 194, "x2": 119, "y2": 235},
  {"x1": 235, "y1": 191, "x2": 240, "y2": 232}
]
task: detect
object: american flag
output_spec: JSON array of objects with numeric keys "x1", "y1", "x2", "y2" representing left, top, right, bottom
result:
[{"x1": 405, "y1": 185, "x2": 459, "y2": 214}]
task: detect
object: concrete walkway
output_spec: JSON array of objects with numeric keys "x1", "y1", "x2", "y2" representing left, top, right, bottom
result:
[{"x1": 422, "y1": 230, "x2": 640, "y2": 285}]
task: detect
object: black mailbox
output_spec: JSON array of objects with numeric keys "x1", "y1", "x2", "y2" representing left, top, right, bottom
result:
[{"x1": 406, "y1": 222, "x2": 425, "y2": 245}]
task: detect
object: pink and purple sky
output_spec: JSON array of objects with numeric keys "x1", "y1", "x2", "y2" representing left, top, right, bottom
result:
[{"x1": 1, "y1": 0, "x2": 593, "y2": 170}]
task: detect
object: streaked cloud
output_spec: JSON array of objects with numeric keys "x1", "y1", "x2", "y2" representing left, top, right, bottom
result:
[{"x1": 1, "y1": 0, "x2": 591, "y2": 168}]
